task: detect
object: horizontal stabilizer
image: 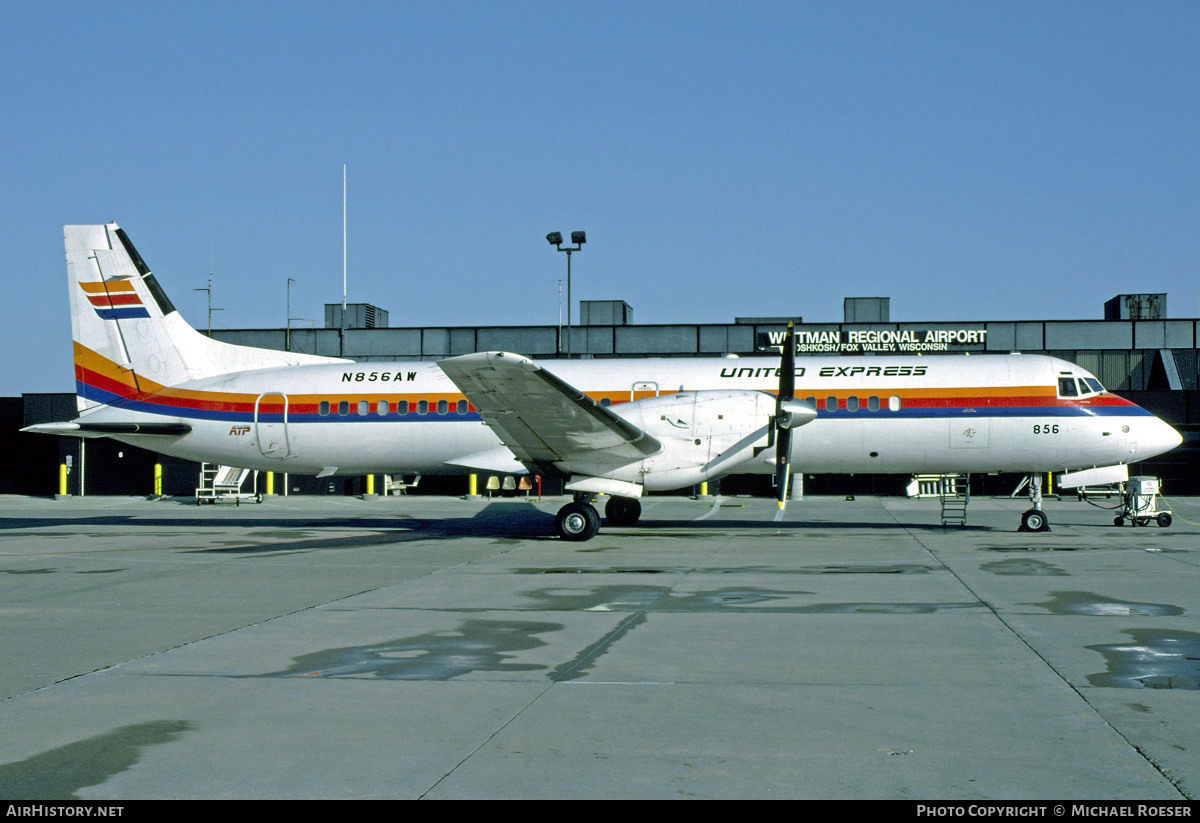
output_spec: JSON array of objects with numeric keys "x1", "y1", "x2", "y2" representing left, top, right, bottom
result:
[{"x1": 22, "y1": 421, "x2": 192, "y2": 437}]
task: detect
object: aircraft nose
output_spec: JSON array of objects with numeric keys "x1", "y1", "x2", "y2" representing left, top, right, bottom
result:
[{"x1": 1143, "y1": 416, "x2": 1183, "y2": 459}]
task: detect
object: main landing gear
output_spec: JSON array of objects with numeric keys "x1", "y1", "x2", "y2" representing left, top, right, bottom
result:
[
  {"x1": 554, "y1": 495, "x2": 642, "y2": 541},
  {"x1": 555, "y1": 501, "x2": 600, "y2": 541}
]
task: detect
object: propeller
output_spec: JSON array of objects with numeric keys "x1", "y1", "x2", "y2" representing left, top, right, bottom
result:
[{"x1": 772, "y1": 322, "x2": 816, "y2": 521}]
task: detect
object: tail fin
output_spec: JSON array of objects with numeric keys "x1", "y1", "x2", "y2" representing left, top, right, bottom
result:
[{"x1": 66, "y1": 223, "x2": 347, "y2": 412}]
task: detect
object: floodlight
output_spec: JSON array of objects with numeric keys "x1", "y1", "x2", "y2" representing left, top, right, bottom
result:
[{"x1": 546, "y1": 232, "x2": 563, "y2": 246}]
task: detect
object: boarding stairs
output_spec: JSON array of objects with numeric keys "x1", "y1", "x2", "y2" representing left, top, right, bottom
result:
[
  {"x1": 195, "y1": 463, "x2": 262, "y2": 505},
  {"x1": 910, "y1": 473, "x2": 969, "y2": 526}
]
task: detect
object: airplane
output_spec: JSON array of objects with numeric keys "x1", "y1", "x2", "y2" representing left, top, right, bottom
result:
[{"x1": 24, "y1": 222, "x2": 1183, "y2": 540}]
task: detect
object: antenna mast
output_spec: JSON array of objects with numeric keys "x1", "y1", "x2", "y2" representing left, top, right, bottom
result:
[{"x1": 342, "y1": 164, "x2": 347, "y2": 316}]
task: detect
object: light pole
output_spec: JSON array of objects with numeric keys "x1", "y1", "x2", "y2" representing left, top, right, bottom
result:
[{"x1": 547, "y1": 231, "x2": 585, "y2": 356}]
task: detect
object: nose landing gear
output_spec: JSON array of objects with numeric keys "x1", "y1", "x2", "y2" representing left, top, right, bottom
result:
[{"x1": 1019, "y1": 473, "x2": 1050, "y2": 532}]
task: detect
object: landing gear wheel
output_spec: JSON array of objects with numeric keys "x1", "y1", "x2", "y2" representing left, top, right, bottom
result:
[
  {"x1": 555, "y1": 502, "x2": 600, "y2": 542},
  {"x1": 1114, "y1": 516, "x2": 1125, "y2": 527},
  {"x1": 1020, "y1": 508, "x2": 1049, "y2": 532},
  {"x1": 604, "y1": 496, "x2": 642, "y2": 526},
  {"x1": 1157, "y1": 512, "x2": 1173, "y2": 528}
]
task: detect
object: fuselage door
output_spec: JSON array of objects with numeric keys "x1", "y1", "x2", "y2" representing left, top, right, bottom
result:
[
  {"x1": 631, "y1": 381, "x2": 660, "y2": 401},
  {"x1": 255, "y1": 392, "x2": 294, "y2": 459}
]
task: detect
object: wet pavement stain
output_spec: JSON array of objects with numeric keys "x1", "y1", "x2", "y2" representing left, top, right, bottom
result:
[
  {"x1": 516, "y1": 583, "x2": 976, "y2": 615},
  {"x1": 520, "y1": 584, "x2": 801, "y2": 613},
  {"x1": 1087, "y1": 629, "x2": 1200, "y2": 689},
  {"x1": 985, "y1": 546, "x2": 1080, "y2": 553},
  {"x1": 515, "y1": 564, "x2": 935, "y2": 576},
  {"x1": 261, "y1": 619, "x2": 560, "y2": 680},
  {"x1": 0, "y1": 567, "x2": 56, "y2": 575},
  {"x1": 791, "y1": 602, "x2": 980, "y2": 614},
  {"x1": 1034, "y1": 591, "x2": 1184, "y2": 617},
  {"x1": 0, "y1": 720, "x2": 193, "y2": 799},
  {"x1": 981, "y1": 558, "x2": 1068, "y2": 576},
  {"x1": 551, "y1": 612, "x2": 648, "y2": 682}
]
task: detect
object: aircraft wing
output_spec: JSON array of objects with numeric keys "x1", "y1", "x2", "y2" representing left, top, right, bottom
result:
[{"x1": 437, "y1": 352, "x2": 661, "y2": 474}]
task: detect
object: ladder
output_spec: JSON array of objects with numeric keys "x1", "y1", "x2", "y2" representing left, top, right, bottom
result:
[{"x1": 939, "y1": 474, "x2": 970, "y2": 527}]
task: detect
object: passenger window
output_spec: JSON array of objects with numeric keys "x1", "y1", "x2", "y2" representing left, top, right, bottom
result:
[
  {"x1": 437, "y1": 399, "x2": 448, "y2": 415},
  {"x1": 319, "y1": 401, "x2": 330, "y2": 417},
  {"x1": 457, "y1": 399, "x2": 468, "y2": 415},
  {"x1": 826, "y1": 396, "x2": 838, "y2": 412},
  {"x1": 1058, "y1": 377, "x2": 1079, "y2": 397},
  {"x1": 397, "y1": 401, "x2": 408, "y2": 416},
  {"x1": 889, "y1": 396, "x2": 901, "y2": 412},
  {"x1": 417, "y1": 400, "x2": 428, "y2": 415},
  {"x1": 338, "y1": 400, "x2": 349, "y2": 416},
  {"x1": 377, "y1": 400, "x2": 389, "y2": 416},
  {"x1": 357, "y1": 400, "x2": 369, "y2": 416},
  {"x1": 867, "y1": 396, "x2": 880, "y2": 412},
  {"x1": 847, "y1": 396, "x2": 859, "y2": 412},
  {"x1": 600, "y1": 397, "x2": 611, "y2": 407}
]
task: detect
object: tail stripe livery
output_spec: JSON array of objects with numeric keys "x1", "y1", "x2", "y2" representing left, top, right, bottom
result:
[{"x1": 79, "y1": 281, "x2": 151, "y2": 320}]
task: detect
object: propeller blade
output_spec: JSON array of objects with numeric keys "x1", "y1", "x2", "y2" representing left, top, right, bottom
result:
[
  {"x1": 774, "y1": 322, "x2": 796, "y2": 518},
  {"x1": 774, "y1": 426, "x2": 792, "y2": 520}
]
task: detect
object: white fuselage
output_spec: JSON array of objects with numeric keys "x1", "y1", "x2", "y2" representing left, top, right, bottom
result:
[{"x1": 80, "y1": 353, "x2": 1181, "y2": 482}]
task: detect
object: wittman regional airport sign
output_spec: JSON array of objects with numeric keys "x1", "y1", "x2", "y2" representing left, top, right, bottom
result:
[{"x1": 758, "y1": 328, "x2": 988, "y2": 354}]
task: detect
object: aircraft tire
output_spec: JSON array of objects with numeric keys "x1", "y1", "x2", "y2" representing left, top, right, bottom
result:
[
  {"x1": 1158, "y1": 512, "x2": 1173, "y2": 527},
  {"x1": 1021, "y1": 508, "x2": 1049, "y2": 532},
  {"x1": 556, "y1": 502, "x2": 600, "y2": 541},
  {"x1": 605, "y1": 496, "x2": 642, "y2": 526}
]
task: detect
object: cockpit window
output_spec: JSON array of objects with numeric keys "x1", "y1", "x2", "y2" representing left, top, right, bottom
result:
[
  {"x1": 1058, "y1": 377, "x2": 1079, "y2": 397},
  {"x1": 1083, "y1": 377, "x2": 1104, "y2": 394}
]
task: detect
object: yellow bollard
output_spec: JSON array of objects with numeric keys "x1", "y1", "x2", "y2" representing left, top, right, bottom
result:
[
  {"x1": 366, "y1": 474, "x2": 375, "y2": 495},
  {"x1": 469, "y1": 473, "x2": 478, "y2": 496},
  {"x1": 266, "y1": 471, "x2": 274, "y2": 496},
  {"x1": 154, "y1": 463, "x2": 162, "y2": 496},
  {"x1": 699, "y1": 481, "x2": 708, "y2": 496},
  {"x1": 59, "y1": 463, "x2": 68, "y2": 496}
]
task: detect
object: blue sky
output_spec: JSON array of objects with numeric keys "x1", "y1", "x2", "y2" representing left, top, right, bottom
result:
[{"x1": 3, "y1": 1, "x2": 1197, "y2": 395}]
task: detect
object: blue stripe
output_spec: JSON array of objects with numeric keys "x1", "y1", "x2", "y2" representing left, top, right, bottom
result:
[{"x1": 96, "y1": 307, "x2": 151, "y2": 320}]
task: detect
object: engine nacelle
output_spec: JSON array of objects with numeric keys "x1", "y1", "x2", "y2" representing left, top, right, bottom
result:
[{"x1": 608, "y1": 390, "x2": 780, "y2": 490}]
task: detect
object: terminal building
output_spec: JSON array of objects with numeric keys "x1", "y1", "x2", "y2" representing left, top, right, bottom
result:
[{"x1": 5, "y1": 293, "x2": 1198, "y2": 499}]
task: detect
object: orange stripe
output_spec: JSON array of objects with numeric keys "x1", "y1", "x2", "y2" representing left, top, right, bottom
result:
[{"x1": 79, "y1": 280, "x2": 136, "y2": 293}]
